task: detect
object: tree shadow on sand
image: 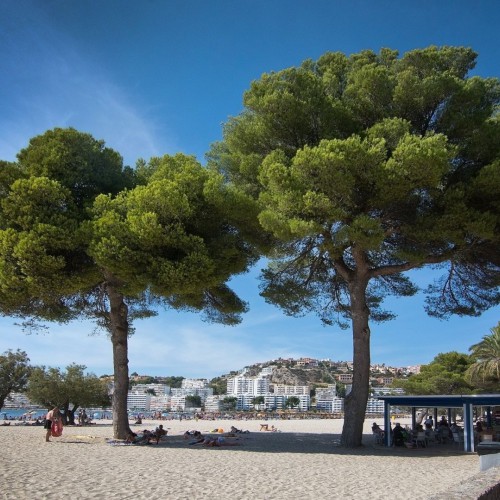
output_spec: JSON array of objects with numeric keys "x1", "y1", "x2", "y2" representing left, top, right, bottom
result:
[{"x1": 147, "y1": 432, "x2": 471, "y2": 458}]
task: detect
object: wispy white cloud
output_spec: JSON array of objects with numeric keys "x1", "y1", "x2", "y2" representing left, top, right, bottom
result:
[
  {"x1": 0, "y1": 319, "x2": 113, "y2": 375},
  {"x1": 0, "y1": 309, "x2": 304, "y2": 379},
  {"x1": 0, "y1": 1, "x2": 173, "y2": 166}
]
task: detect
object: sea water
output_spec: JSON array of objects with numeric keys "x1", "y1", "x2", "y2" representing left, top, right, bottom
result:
[
  {"x1": 1, "y1": 408, "x2": 48, "y2": 420},
  {"x1": 1, "y1": 408, "x2": 113, "y2": 420}
]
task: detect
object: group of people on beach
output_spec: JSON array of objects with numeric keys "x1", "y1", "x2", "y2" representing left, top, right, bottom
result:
[
  {"x1": 184, "y1": 428, "x2": 244, "y2": 447},
  {"x1": 126, "y1": 424, "x2": 168, "y2": 445},
  {"x1": 259, "y1": 424, "x2": 280, "y2": 432},
  {"x1": 41, "y1": 408, "x2": 252, "y2": 447},
  {"x1": 377, "y1": 415, "x2": 473, "y2": 448},
  {"x1": 77, "y1": 409, "x2": 92, "y2": 426},
  {"x1": 178, "y1": 424, "x2": 255, "y2": 447}
]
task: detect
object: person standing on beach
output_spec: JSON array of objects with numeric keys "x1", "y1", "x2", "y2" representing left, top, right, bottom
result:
[{"x1": 44, "y1": 407, "x2": 62, "y2": 442}]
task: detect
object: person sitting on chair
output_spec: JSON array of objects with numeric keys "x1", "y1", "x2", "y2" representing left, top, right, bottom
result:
[
  {"x1": 154, "y1": 424, "x2": 167, "y2": 444},
  {"x1": 372, "y1": 422, "x2": 384, "y2": 437},
  {"x1": 438, "y1": 416, "x2": 449, "y2": 428},
  {"x1": 392, "y1": 423, "x2": 406, "y2": 447},
  {"x1": 424, "y1": 415, "x2": 434, "y2": 429}
]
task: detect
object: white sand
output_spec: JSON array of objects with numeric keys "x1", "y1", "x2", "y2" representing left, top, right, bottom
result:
[{"x1": 1, "y1": 418, "x2": 498, "y2": 499}]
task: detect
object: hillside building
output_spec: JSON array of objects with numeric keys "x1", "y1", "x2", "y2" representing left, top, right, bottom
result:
[
  {"x1": 181, "y1": 378, "x2": 210, "y2": 389},
  {"x1": 272, "y1": 384, "x2": 309, "y2": 395}
]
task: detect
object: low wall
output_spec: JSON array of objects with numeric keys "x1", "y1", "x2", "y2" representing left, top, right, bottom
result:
[
  {"x1": 477, "y1": 474, "x2": 500, "y2": 500},
  {"x1": 479, "y1": 452, "x2": 500, "y2": 472}
]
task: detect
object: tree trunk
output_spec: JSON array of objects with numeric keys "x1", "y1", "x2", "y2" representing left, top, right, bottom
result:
[
  {"x1": 61, "y1": 401, "x2": 70, "y2": 425},
  {"x1": 106, "y1": 277, "x2": 131, "y2": 439},
  {"x1": 66, "y1": 407, "x2": 77, "y2": 425},
  {"x1": 341, "y1": 273, "x2": 371, "y2": 447}
]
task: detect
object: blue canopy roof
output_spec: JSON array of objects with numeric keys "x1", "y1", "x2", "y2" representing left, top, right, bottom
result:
[
  {"x1": 377, "y1": 393, "x2": 500, "y2": 451},
  {"x1": 377, "y1": 394, "x2": 500, "y2": 407}
]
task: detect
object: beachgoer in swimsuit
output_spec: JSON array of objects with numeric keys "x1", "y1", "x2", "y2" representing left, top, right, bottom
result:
[{"x1": 44, "y1": 407, "x2": 62, "y2": 442}]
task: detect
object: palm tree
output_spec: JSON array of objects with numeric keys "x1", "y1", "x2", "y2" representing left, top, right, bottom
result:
[
  {"x1": 252, "y1": 396, "x2": 265, "y2": 410},
  {"x1": 285, "y1": 396, "x2": 301, "y2": 410},
  {"x1": 466, "y1": 323, "x2": 500, "y2": 390},
  {"x1": 222, "y1": 396, "x2": 237, "y2": 411}
]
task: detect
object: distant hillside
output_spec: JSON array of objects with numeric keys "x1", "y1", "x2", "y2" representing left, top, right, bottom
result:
[
  {"x1": 217, "y1": 359, "x2": 351, "y2": 390},
  {"x1": 125, "y1": 358, "x2": 397, "y2": 395},
  {"x1": 211, "y1": 358, "x2": 399, "y2": 393}
]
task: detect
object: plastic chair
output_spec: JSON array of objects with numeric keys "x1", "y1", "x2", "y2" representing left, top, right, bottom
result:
[
  {"x1": 425, "y1": 430, "x2": 436, "y2": 444},
  {"x1": 373, "y1": 432, "x2": 384, "y2": 445},
  {"x1": 416, "y1": 432, "x2": 427, "y2": 448},
  {"x1": 452, "y1": 431, "x2": 464, "y2": 447},
  {"x1": 438, "y1": 426, "x2": 450, "y2": 444}
]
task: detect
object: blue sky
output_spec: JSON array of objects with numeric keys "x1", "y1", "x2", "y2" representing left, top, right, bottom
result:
[{"x1": 0, "y1": 0, "x2": 498, "y2": 379}]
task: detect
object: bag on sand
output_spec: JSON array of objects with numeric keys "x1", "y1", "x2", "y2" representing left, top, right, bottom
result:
[{"x1": 51, "y1": 420, "x2": 63, "y2": 437}]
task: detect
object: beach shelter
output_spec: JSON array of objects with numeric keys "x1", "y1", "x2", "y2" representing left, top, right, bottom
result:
[{"x1": 377, "y1": 394, "x2": 500, "y2": 452}]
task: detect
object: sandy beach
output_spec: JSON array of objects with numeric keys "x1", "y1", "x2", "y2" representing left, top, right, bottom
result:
[{"x1": 1, "y1": 418, "x2": 498, "y2": 500}]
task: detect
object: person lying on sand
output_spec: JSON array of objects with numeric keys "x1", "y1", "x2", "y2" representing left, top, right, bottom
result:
[
  {"x1": 189, "y1": 434, "x2": 207, "y2": 445},
  {"x1": 260, "y1": 424, "x2": 280, "y2": 432},
  {"x1": 201, "y1": 436, "x2": 242, "y2": 447},
  {"x1": 126, "y1": 431, "x2": 139, "y2": 443},
  {"x1": 184, "y1": 430, "x2": 203, "y2": 439},
  {"x1": 126, "y1": 430, "x2": 156, "y2": 445},
  {"x1": 230, "y1": 425, "x2": 249, "y2": 434}
]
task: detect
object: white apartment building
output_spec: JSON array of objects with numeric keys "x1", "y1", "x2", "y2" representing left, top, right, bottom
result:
[
  {"x1": 315, "y1": 384, "x2": 337, "y2": 399},
  {"x1": 226, "y1": 370, "x2": 310, "y2": 411},
  {"x1": 254, "y1": 377, "x2": 270, "y2": 395},
  {"x1": 3, "y1": 392, "x2": 32, "y2": 408},
  {"x1": 372, "y1": 387, "x2": 405, "y2": 396},
  {"x1": 316, "y1": 396, "x2": 344, "y2": 413},
  {"x1": 132, "y1": 383, "x2": 170, "y2": 395},
  {"x1": 226, "y1": 373, "x2": 270, "y2": 396},
  {"x1": 149, "y1": 395, "x2": 171, "y2": 411},
  {"x1": 315, "y1": 384, "x2": 342, "y2": 413},
  {"x1": 170, "y1": 387, "x2": 213, "y2": 402},
  {"x1": 366, "y1": 398, "x2": 385, "y2": 414},
  {"x1": 291, "y1": 394, "x2": 310, "y2": 411},
  {"x1": 204, "y1": 395, "x2": 224, "y2": 412},
  {"x1": 263, "y1": 394, "x2": 286, "y2": 411},
  {"x1": 260, "y1": 366, "x2": 274, "y2": 376},
  {"x1": 127, "y1": 383, "x2": 170, "y2": 410},
  {"x1": 127, "y1": 391, "x2": 151, "y2": 411},
  {"x1": 273, "y1": 384, "x2": 310, "y2": 395},
  {"x1": 226, "y1": 374, "x2": 253, "y2": 395},
  {"x1": 182, "y1": 378, "x2": 210, "y2": 389},
  {"x1": 170, "y1": 395, "x2": 186, "y2": 412},
  {"x1": 262, "y1": 394, "x2": 310, "y2": 411},
  {"x1": 236, "y1": 394, "x2": 255, "y2": 411}
]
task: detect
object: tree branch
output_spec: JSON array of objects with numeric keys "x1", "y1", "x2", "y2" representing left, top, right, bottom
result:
[{"x1": 370, "y1": 252, "x2": 453, "y2": 278}]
